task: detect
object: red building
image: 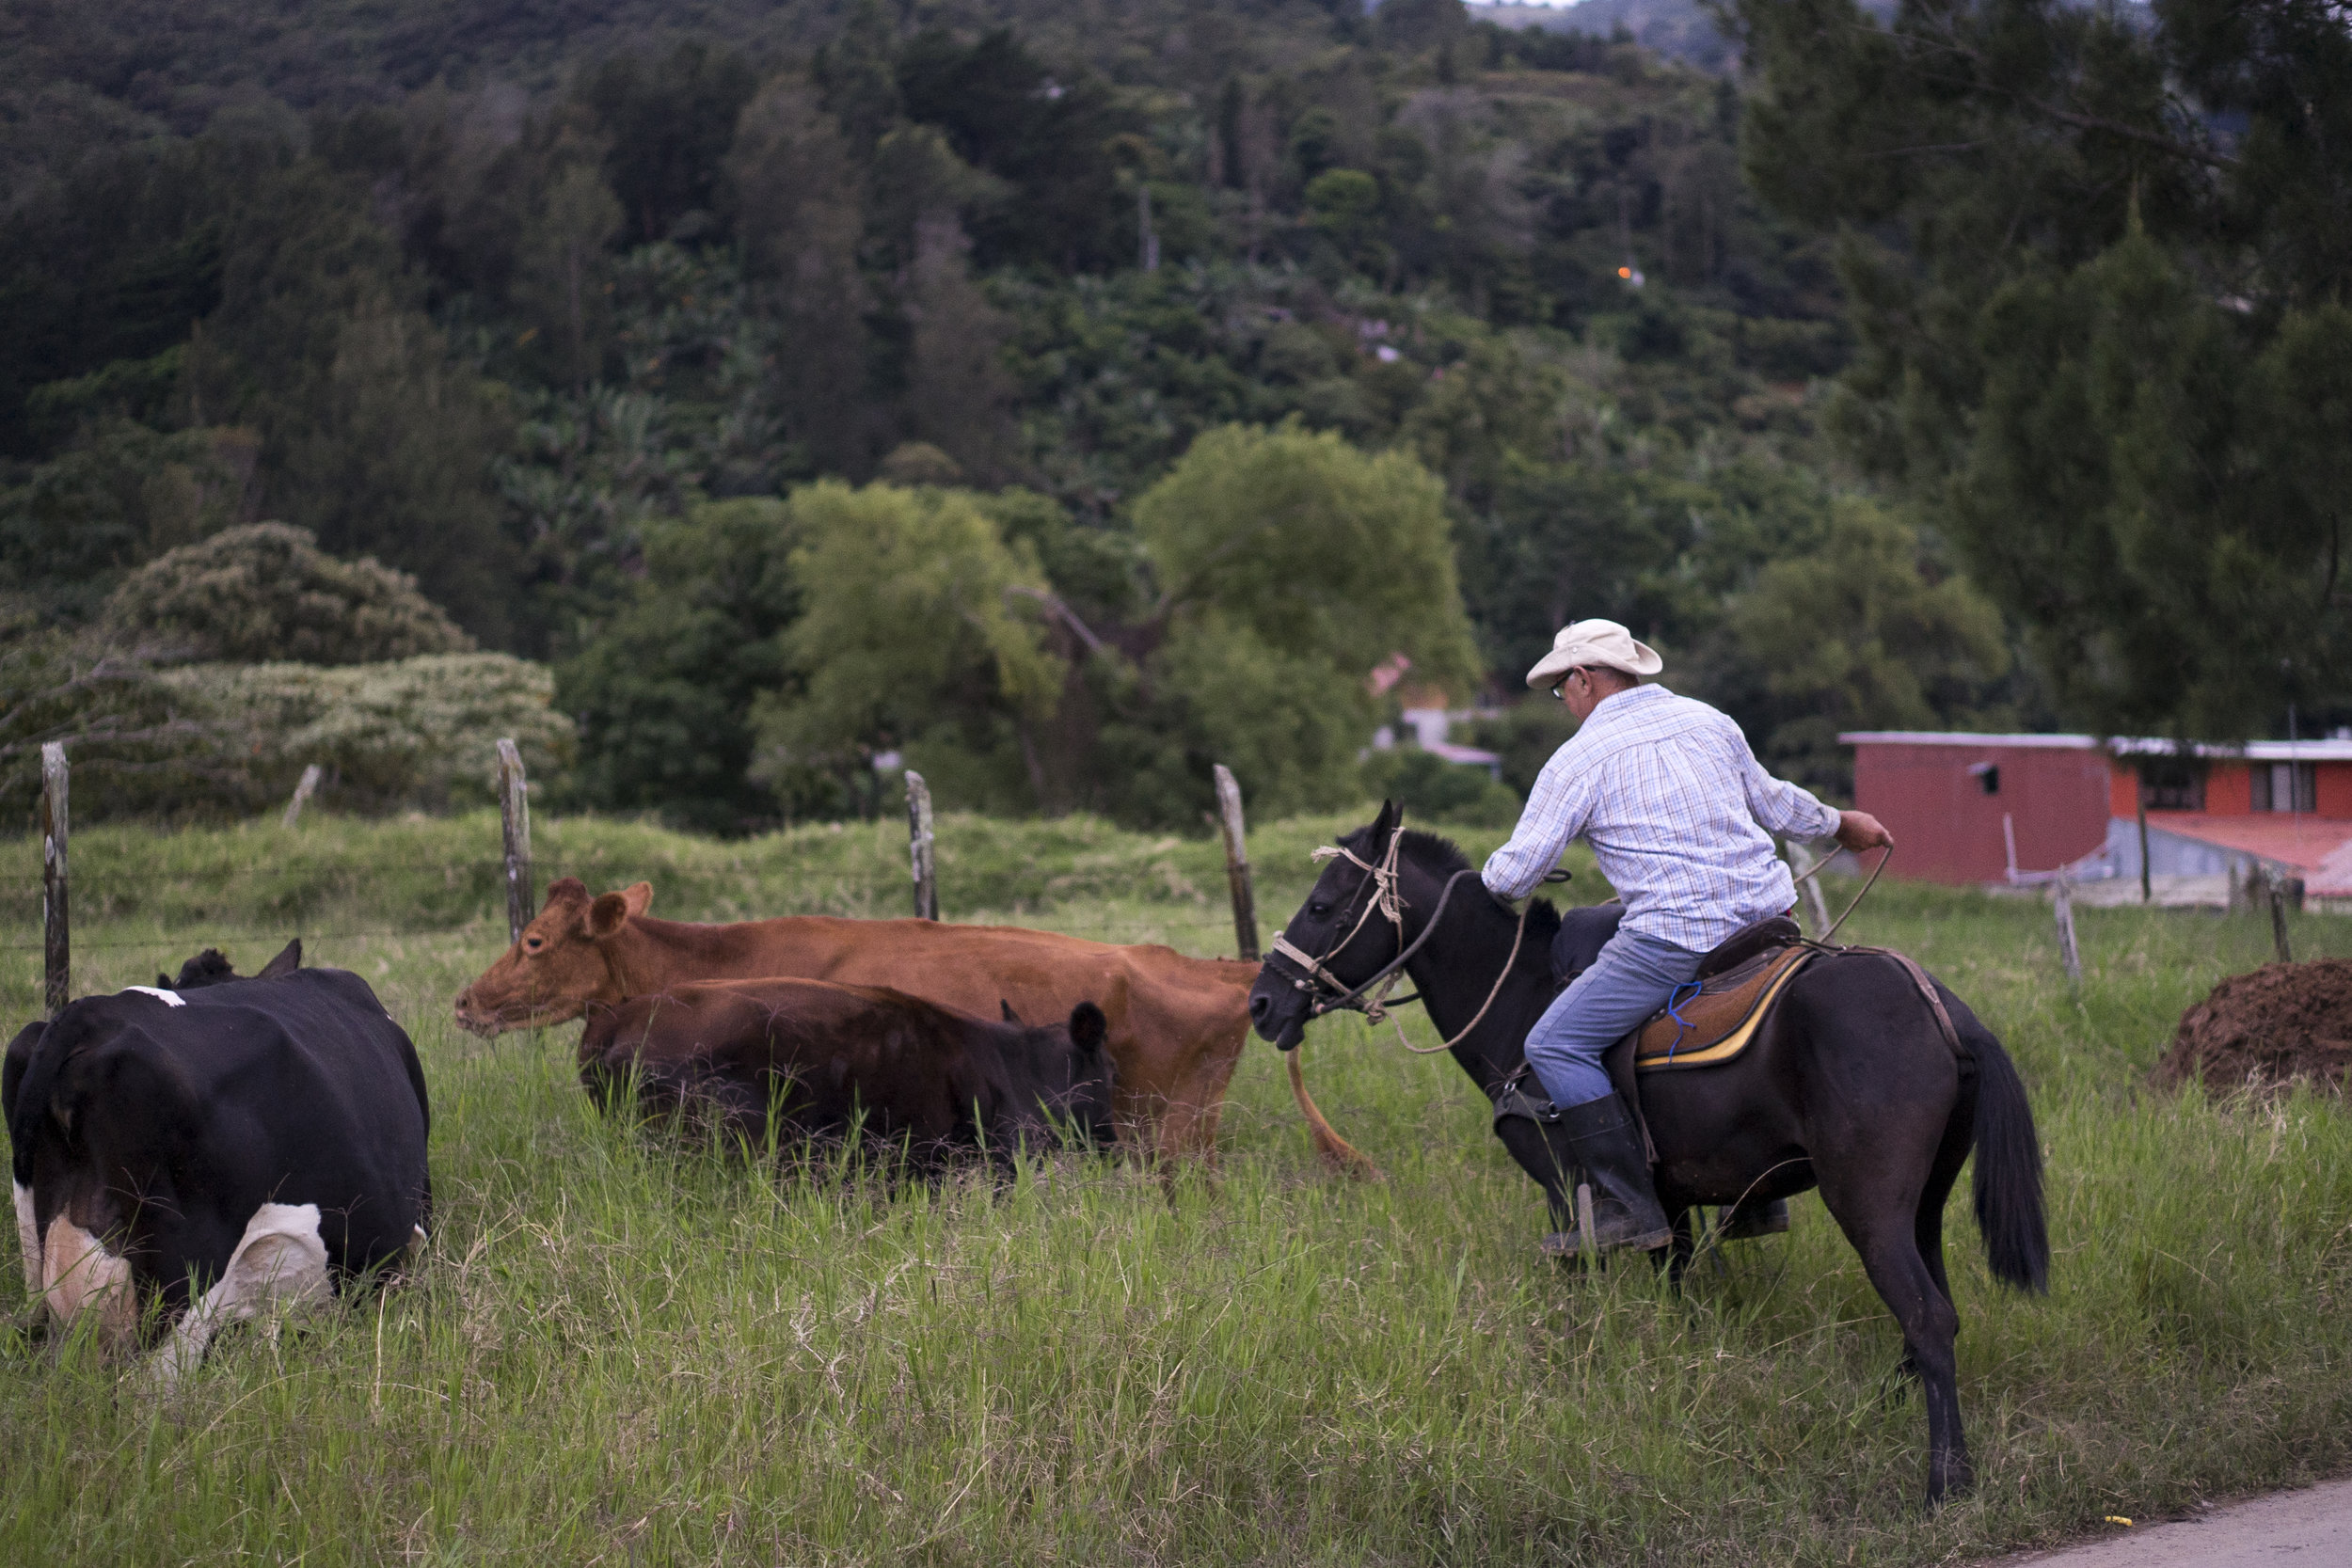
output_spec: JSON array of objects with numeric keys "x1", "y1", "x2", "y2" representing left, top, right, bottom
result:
[{"x1": 1837, "y1": 731, "x2": 2352, "y2": 894}]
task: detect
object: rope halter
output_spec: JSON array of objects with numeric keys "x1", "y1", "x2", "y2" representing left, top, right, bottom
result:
[{"x1": 1264, "y1": 832, "x2": 1410, "y2": 1021}]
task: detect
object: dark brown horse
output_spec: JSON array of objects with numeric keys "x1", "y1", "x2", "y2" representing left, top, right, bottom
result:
[{"x1": 1247, "y1": 802, "x2": 2049, "y2": 1508}]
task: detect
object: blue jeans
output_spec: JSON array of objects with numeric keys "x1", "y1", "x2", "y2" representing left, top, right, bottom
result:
[{"x1": 1524, "y1": 929, "x2": 1705, "y2": 1109}]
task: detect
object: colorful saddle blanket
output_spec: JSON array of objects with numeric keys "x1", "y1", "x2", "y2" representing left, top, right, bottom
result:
[{"x1": 1629, "y1": 942, "x2": 1815, "y2": 1071}]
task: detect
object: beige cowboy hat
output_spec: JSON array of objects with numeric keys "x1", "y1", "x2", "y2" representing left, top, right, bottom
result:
[{"x1": 1525, "y1": 618, "x2": 1663, "y2": 689}]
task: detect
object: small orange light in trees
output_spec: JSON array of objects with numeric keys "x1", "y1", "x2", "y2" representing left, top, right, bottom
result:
[{"x1": 1617, "y1": 266, "x2": 1632, "y2": 279}]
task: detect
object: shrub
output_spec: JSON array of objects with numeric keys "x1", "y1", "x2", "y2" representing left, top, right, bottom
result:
[
  {"x1": 164, "y1": 654, "x2": 574, "y2": 814},
  {"x1": 102, "y1": 522, "x2": 475, "y2": 666}
]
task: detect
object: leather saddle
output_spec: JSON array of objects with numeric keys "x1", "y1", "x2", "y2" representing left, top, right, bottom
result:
[{"x1": 1549, "y1": 906, "x2": 1811, "y2": 1076}]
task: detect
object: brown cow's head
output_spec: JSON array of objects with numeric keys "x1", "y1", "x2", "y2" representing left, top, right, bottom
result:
[{"x1": 453, "y1": 878, "x2": 653, "y2": 1036}]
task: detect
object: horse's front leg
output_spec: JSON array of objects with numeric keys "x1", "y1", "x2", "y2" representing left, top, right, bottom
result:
[{"x1": 1655, "y1": 1209, "x2": 1694, "y2": 1288}]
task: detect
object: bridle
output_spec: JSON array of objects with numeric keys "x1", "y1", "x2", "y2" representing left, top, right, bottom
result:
[{"x1": 1263, "y1": 821, "x2": 1566, "y2": 1052}]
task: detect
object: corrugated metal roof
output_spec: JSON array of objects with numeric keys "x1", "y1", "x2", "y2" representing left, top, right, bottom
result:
[{"x1": 1837, "y1": 731, "x2": 2352, "y2": 762}]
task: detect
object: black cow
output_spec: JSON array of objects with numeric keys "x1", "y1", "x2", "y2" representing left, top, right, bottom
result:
[
  {"x1": 579, "y1": 977, "x2": 1116, "y2": 1171},
  {"x1": 6, "y1": 943, "x2": 430, "y2": 1380}
]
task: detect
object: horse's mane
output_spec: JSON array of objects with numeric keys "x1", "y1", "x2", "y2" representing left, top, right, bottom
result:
[{"x1": 1343, "y1": 821, "x2": 1564, "y2": 946}]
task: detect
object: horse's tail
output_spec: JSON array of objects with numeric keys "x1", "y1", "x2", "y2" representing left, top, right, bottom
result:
[
  {"x1": 1287, "y1": 1049, "x2": 1382, "y2": 1180},
  {"x1": 1967, "y1": 1023, "x2": 2049, "y2": 1293}
]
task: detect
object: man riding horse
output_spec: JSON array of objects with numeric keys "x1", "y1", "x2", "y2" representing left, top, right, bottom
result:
[{"x1": 1484, "y1": 618, "x2": 1895, "y2": 1258}]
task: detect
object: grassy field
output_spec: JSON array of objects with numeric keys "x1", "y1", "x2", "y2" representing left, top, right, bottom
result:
[{"x1": 5, "y1": 808, "x2": 2352, "y2": 1564}]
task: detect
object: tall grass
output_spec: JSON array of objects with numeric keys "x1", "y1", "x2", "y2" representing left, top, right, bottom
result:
[{"x1": 4, "y1": 812, "x2": 2349, "y2": 1563}]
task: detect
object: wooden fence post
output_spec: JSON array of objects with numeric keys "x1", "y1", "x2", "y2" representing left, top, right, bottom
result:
[
  {"x1": 2270, "y1": 875, "x2": 2295, "y2": 966},
  {"x1": 495, "y1": 739, "x2": 533, "y2": 944},
  {"x1": 2053, "y1": 872, "x2": 2082, "y2": 985},
  {"x1": 41, "y1": 742, "x2": 68, "y2": 1018},
  {"x1": 1789, "y1": 840, "x2": 1833, "y2": 939},
  {"x1": 905, "y1": 769, "x2": 939, "y2": 921},
  {"x1": 1213, "y1": 764, "x2": 1260, "y2": 962},
  {"x1": 281, "y1": 763, "x2": 324, "y2": 829},
  {"x1": 2137, "y1": 796, "x2": 2153, "y2": 905}
]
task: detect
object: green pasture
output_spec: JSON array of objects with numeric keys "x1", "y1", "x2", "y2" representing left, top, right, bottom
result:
[{"x1": 5, "y1": 811, "x2": 2350, "y2": 1564}]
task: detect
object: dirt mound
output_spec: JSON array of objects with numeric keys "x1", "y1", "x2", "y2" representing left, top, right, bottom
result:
[{"x1": 2153, "y1": 959, "x2": 2352, "y2": 1095}]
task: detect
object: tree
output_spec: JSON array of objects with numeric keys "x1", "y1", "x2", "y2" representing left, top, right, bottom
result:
[
  {"x1": 0, "y1": 421, "x2": 250, "y2": 623},
  {"x1": 582, "y1": 41, "x2": 759, "y2": 246},
  {"x1": 267, "y1": 297, "x2": 520, "y2": 645},
  {"x1": 1726, "y1": 499, "x2": 2010, "y2": 791},
  {"x1": 516, "y1": 147, "x2": 623, "y2": 390},
  {"x1": 1102, "y1": 423, "x2": 1486, "y2": 819},
  {"x1": 1132, "y1": 422, "x2": 1482, "y2": 691},
  {"x1": 1735, "y1": 0, "x2": 2352, "y2": 738},
  {"x1": 756, "y1": 482, "x2": 1065, "y2": 810},
  {"x1": 101, "y1": 521, "x2": 474, "y2": 666},
  {"x1": 725, "y1": 80, "x2": 876, "y2": 475},
  {"x1": 902, "y1": 212, "x2": 1016, "y2": 482},
  {"x1": 558, "y1": 498, "x2": 803, "y2": 833}
]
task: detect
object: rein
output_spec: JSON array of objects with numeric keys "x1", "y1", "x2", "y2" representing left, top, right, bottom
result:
[
  {"x1": 1263, "y1": 832, "x2": 1567, "y2": 1054},
  {"x1": 1266, "y1": 832, "x2": 1896, "y2": 1056},
  {"x1": 1793, "y1": 843, "x2": 1892, "y2": 944}
]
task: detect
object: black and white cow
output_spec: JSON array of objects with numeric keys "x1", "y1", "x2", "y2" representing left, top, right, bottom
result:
[{"x1": 5, "y1": 941, "x2": 431, "y2": 1379}]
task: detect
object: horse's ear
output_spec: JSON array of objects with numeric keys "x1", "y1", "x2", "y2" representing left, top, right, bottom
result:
[
  {"x1": 1067, "y1": 1001, "x2": 1107, "y2": 1053},
  {"x1": 1372, "y1": 798, "x2": 1403, "y2": 847},
  {"x1": 1000, "y1": 999, "x2": 1024, "y2": 1024}
]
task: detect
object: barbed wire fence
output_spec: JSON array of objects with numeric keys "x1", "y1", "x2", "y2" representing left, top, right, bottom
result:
[{"x1": 27, "y1": 745, "x2": 1273, "y2": 1015}]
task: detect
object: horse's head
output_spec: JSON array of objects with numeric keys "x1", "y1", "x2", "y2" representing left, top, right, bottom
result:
[{"x1": 1248, "y1": 800, "x2": 1410, "y2": 1051}]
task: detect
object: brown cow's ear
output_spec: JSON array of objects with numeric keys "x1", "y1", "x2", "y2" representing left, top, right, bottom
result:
[
  {"x1": 621, "y1": 881, "x2": 654, "y2": 918},
  {"x1": 587, "y1": 892, "x2": 634, "y2": 940},
  {"x1": 256, "y1": 939, "x2": 302, "y2": 979},
  {"x1": 1000, "y1": 1000, "x2": 1024, "y2": 1024},
  {"x1": 1067, "y1": 1002, "x2": 1107, "y2": 1053}
]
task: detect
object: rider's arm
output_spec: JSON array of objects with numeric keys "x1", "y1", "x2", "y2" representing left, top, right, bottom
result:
[
  {"x1": 1733, "y1": 726, "x2": 1842, "y2": 842},
  {"x1": 1482, "y1": 743, "x2": 1595, "y2": 898}
]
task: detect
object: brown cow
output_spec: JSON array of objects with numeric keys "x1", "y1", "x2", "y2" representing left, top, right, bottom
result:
[
  {"x1": 577, "y1": 979, "x2": 1116, "y2": 1174},
  {"x1": 453, "y1": 879, "x2": 1367, "y2": 1171}
]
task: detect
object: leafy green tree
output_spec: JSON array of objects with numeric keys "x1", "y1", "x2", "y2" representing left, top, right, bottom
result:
[
  {"x1": 1726, "y1": 499, "x2": 2010, "y2": 790},
  {"x1": 558, "y1": 499, "x2": 803, "y2": 834},
  {"x1": 102, "y1": 522, "x2": 473, "y2": 666},
  {"x1": 0, "y1": 422, "x2": 249, "y2": 622},
  {"x1": 267, "y1": 297, "x2": 519, "y2": 645},
  {"x1": 726, "y1": 79, "x2": 877, "y2": 475},
  {"x1": 582, "y1": 41, "x2": 759, "y2": 246},
  {"x1": 516, "y1": 145, "x2": 623, "y2": 391},
  {"x1": 0, "y1": 620, "x2": 239, "y2": 824},
  {"x1": 168, "y1": 653, "x2": 573, "y2": 815},
  {"x1": 1133, "y1": 422, "x2": 1481, "y2": 690},
  {"x1": 1736, "y1": 0, "x2": 2352, "y2": 737},
  {"x1": 755, "y1": 482, "x2": 1065, "y2": 810},
  {"x1": 1089, "y1": 423, "x2": 1484, "y2": 820}
]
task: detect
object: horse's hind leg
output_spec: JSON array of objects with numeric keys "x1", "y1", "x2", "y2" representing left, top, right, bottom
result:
[
  {"x1": 1826, "y1": 1189, "x2": 1970, "y2": 1506},
  {"x1": 1914, "y1": 1098, "x2": 1975, "y2": 1324}
]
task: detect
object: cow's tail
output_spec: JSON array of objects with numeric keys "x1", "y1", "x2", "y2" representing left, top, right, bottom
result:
[
  {"x1": 8, "y1": 1020, "x2": 72, "y2": 1187},
  {"x1": 1969, "y1": 1024, "x2": 2050, "y2": 1293},
  {"x1": 1287, "y1": 1049, "x2": 1381, "y2": 1180}
]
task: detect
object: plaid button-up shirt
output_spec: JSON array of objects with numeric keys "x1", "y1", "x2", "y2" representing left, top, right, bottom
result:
[{"x1": 1481, "y1": 683, "x2": 1842, "y2": 952}]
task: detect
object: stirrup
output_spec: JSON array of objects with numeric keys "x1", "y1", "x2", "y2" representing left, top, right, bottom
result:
[{"x1": 1717, "y1": 1196, "x2": 1789, "y2": 1241}]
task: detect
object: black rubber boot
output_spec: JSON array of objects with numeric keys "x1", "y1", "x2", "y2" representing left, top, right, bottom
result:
[
  {"x1": 1535, "y1": 1093, "x2": 1673, "y2": 1258},
  {"x1": 1716, "y1": 1196, "x2": 1790, "y2": 1241}
]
